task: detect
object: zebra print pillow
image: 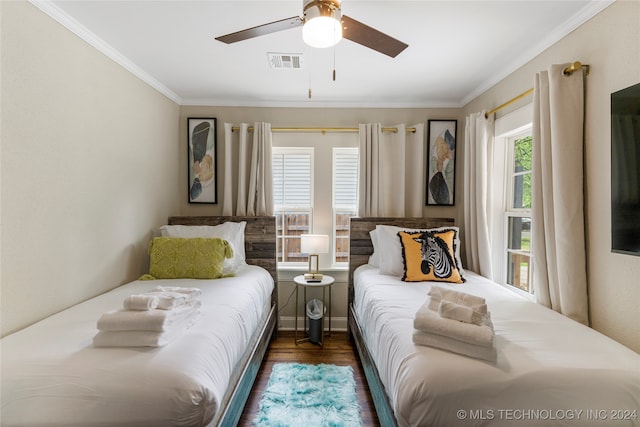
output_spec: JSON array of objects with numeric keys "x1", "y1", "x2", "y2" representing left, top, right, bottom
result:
[
  {"x1": 376, "y1": 225, "x2": 465, "y2": 278},
  {"x1": 399, "y1": 230, "x2": 465, "y2": 283}
]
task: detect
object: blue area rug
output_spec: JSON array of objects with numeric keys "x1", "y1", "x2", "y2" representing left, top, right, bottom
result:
[{"x1": 254, "y1": 363, "x2": 362, "y2": 427}]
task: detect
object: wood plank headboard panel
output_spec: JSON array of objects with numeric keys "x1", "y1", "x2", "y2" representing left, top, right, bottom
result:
[
  {"x1": 348, "y1": 217, "x2": 455, "y2": 303},
  {"x1": 168, "y1": 216, "x2": 278, "y2": 286}
]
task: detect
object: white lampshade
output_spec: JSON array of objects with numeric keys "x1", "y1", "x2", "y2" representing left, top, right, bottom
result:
[
  {"x1": 302, "y1": 1, "x2": 342, "y2": 48},
  {"x1": 301, "y1": 234, "x2": 329, "y2": 254}
]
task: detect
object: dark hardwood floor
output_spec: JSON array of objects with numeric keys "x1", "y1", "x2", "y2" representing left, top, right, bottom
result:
[{"x1": 238, "y1": 331, "x2": 380, "y2": 426}]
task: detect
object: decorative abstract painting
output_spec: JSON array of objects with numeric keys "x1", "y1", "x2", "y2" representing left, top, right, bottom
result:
[
  {"x1": 427, "y1": 119, "x2": 457, "y2": 206},
  {"x1": 188, "y1": 118, "x2": 217, "y2": 204}
]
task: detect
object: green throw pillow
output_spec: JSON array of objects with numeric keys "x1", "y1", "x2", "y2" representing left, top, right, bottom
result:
[{"x1": 148, "y1": 237, "x2": 234, "y2": 279}]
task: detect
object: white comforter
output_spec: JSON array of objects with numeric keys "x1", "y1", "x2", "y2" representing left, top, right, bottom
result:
[
  {"x1": 354, "y1": 265, "x2": 640, "y2": 427},
  {"x1": 1, "y1": 265, "x2": 273, "y2": 427}
]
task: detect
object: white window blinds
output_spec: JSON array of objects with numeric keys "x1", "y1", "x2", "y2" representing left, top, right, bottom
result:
[
  {"x1": 272, "y1": 150, "x2": 312, "y2": 209},
  {"x1": 333, "y1": 148, "x2": 358, "y2": 209}
]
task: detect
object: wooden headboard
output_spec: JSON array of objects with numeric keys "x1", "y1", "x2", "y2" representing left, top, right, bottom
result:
[
  {"x1": 168, "y1": 215, "x2": 278, "y2": 287},
  {"x1": 348, "y1": 217, "x2": 455, "y2": 303}
]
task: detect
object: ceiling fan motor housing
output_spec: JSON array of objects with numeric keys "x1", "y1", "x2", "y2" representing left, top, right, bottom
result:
[
  {"x1": 302, "y1": 0, "x2": 343, "y2": 48},
  {"x1": 303, "y1": 0, "x2": 342, "y2": 24}
]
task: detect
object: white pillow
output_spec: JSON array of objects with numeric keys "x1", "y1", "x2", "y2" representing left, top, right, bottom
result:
[
  {"x1": 159, "y1": 222, "x2": 247, "y2": 275},
  {"x1": 375, "y1": 224, "x2": 464, "y2": 277},
  {"x1": 368, "y1": 229, "x2": 380, "y2": 267}
]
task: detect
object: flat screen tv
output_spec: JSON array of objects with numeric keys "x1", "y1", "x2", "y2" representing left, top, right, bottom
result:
[{"x1": 611, "y1": 82, "x2": 640, "y2": 256}]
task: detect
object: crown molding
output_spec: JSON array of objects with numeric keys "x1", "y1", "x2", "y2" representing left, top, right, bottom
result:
[
  {"x1": 180, "y1": 97, "x2": 462, "y2": 109},
  {"x1": 460, "y1": 0, "x2": 615, "y2": 107},
  {"x1": 29, "y1": 0, "x2": 182, "y2": 105},
  {"x1": 29, "y1": 0, "x2": 613, "y2": 109}
]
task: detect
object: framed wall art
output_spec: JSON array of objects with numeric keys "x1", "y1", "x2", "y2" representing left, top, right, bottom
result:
[
  {"x1": 426, "y1": 119, "x2": 457, "y2": 206},
  {"x1": 188, "y1": 117, "x2": 217, "y2": 204}
]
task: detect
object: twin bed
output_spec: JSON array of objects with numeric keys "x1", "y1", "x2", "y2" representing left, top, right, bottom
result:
[
  {"x1": 348, "y1": 217, "x2": 640, "y2": 427},
  {"x1": 3, "y1": 215, "x2": 639, "y2": 427},
  {"x1": 1, "y1": 216, "x2": 277, "y2": 427}
]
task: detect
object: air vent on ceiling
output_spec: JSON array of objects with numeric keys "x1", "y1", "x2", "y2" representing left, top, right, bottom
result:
[{"x1": 267, "y1": 53, "x2": 304, "y2": 70}]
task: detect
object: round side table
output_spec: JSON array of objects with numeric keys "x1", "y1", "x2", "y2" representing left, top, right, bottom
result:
[{"x1": 293, "y1": 274, "x2": 335, "y2": 347}]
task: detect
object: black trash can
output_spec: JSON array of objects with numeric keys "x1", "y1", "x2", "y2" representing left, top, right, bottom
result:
[{"x1": 306, "y1": 299, "x2": 324, "y2": 344}]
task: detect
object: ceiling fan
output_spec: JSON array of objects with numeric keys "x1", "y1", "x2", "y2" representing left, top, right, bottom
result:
[{"x1": 215, "y1": 0, "x2": 409, "y2": 58}]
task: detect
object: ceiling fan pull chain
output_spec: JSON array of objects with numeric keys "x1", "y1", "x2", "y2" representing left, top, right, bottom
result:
[
  {"x1": 308, "y1": 47, "x2": 313, "y2": 98},
  {"x1": 333, "y1": 40, "x2": 337, "y2": 81}
]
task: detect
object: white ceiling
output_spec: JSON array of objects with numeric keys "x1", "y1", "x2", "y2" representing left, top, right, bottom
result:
[{"x1": 39, "y1": 0, "x2": 613, "y2": 108}]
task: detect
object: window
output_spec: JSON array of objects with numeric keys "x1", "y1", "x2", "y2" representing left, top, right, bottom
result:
[
  {"x1": 505, "y1": 133, "x2": 533, "y2": 293},
  {"x1": 333, "y1": 148, "x2": 358, "y2": 264},
  {"x1": 272, "y1": 133, "x2": 359, "y2": 271},
  {"x1": 272, "y1": 148, "x2": 313, "y2": 265}
]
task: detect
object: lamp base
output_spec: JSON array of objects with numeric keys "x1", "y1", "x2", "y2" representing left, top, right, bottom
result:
[{"x1": 304, "y1": 272, "x2": 324, "y2": 282}]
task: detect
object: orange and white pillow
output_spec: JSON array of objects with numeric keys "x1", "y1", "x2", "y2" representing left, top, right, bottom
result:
[{"x1": 398, "y1": 229, "x2": 465, "y2": 283}]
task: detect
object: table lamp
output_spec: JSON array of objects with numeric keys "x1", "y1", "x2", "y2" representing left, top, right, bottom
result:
[{"x1": 301, "y1": 234, "x2": 329, "y2": 282}]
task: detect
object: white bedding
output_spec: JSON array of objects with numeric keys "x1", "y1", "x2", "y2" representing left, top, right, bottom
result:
[
  {"x1": 1, "y1": 264, "x2": 273, "y2": 427},
  {"x1": 354, "y1": 264, "x2": 640, "y2": 426}
]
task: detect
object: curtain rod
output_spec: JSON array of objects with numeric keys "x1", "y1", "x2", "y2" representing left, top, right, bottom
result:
[
  {"x1": 231, "y1": 126, "x2": 416, "y2": 134},
  {"x1": 484, "y1": 61, "x2": 590, "y2": 119}
]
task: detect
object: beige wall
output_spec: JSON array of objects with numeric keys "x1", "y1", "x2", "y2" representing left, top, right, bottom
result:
[
  {"x1": 177, "y1": 106, "x2": 464, "y2": 220},
  {"x1": 178, "y1": 106, "x2": 464, "y2": 327},
  {"x1": 1, "y1": 1, "x2": 180, "y2": 336},
  {"x1": 464, "y1": 0, "x2": 640, "y2": 352}
]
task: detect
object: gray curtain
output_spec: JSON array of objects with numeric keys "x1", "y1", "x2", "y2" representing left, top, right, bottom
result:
[
  {"x1": 531, "y1": 64, "x2": 589, "y2": 324},
  {"x1": 463, "y1": 111, "x2": 495, "y2": 279},
  {"x1": 222, "y1": 122, "x2": 274, "y2": 216},
  {"x1": 358, "y1": 123, "x2": 424, "y2": 217}
]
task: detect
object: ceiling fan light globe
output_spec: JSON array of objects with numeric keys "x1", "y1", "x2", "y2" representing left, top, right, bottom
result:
[{"x1": 303, "y1": 16, "x2": 342, "y2": 48}]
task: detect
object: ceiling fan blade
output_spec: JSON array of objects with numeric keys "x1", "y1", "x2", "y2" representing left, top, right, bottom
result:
[
  {"x1": 341, "y1": 15, "x2": 408, "y2": 58},
  {"x1": 216, "y1": 16, "x2": 303, "y2": 44}
]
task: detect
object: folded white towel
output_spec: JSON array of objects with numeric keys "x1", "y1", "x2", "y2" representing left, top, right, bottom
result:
[
  {"x1": 94, "y1": 330, "x2": 174, "y2": 347},
  {"x1": 414, "y1": 303, "x2": 494, "y2": 347},
  {"x1": 438, "y1": 300, "x2": 491, "y2": 327},
  {"x1": 123, "y1": 294, "x2": 160, "y2": 311},
  {"x1": 428, "y1": 286, "x2": 487, "y2": 313},
  {"x1": 147, "y1": 287, "x2": 202, "y2": 310},
  {"x1": 152, "y1": 286, "x2": 202, "y2": 299},
  {"x1": 94, "y1": 312, "x2": 200, "y2": 347},
  {"x1": 97, "y1": 300, "x2": 201, "y2": 332},
  {"x1": 413, "y1": 330, "x2": 497, "y2": 362},
  {"x1": 145, "y1": 291, "x2": 191, "y2": 310}
]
